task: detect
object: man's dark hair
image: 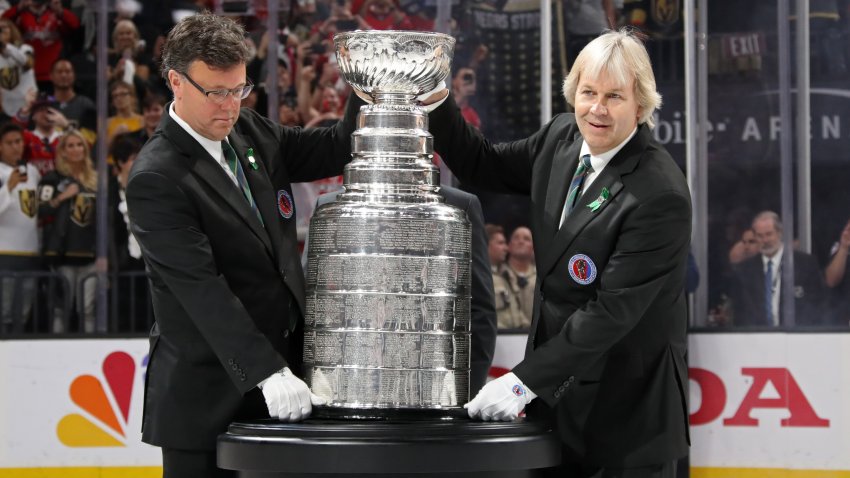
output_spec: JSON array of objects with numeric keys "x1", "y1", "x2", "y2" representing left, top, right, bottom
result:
[
  {"x1": 0, "y1": 121, "x2": 23, "y2": 140},
  {"x1": 110, "y1": 132, "x2": 143, "y2": 165},
  {"x1": 485, "y1": 224, "x2": 505, "y2": 242},
  {"x1": 142, "y1": 92, "x2": 166, "y2": 111},
  {"x1": 51, "y1": 58, "x2": 73, "y2": 73},
  {"x1": 160, "y1": 12, "x2": 251, "y2": 84}
]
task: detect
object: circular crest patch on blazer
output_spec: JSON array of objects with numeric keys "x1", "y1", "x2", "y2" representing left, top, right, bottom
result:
[
  {"x1": 277, "y1": 189, "x2": 294, "y2": 219},
  {"x1": 568, "y1": 254, "x2": 597, "y2": 285}
]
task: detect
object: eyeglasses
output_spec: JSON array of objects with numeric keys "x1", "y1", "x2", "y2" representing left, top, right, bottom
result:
[{"x1": 181, "y1": 71, "x2": 254, "y2": 104}]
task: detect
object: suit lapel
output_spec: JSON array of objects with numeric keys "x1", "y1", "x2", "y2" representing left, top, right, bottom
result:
[
  {"x1": 160, "y1": 113, "x2": 274, "y2": 257},
  {"x1": 540, "y1": 169, "x2": 624, "y2": 276},
  {"x1": 543, "y1": 139, "x2": 582, "y2": 237},
  {"x1": 539, "y1": 126, "x2": 648, "y2": 277},
  {"x1": 228, "y1": 132, "x2": 307, "y2": 314},
  {"x1": 227, "y1": 133, "x2": 281, "y2": 257}
]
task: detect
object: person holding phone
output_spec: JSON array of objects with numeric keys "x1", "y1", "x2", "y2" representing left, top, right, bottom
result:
[{"x1": 0, "y1": 122, "x2": 41, "y2": 332}]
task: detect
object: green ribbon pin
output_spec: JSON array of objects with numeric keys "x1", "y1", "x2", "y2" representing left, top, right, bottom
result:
[
  {"x1": 587, "y1": 187, "x2": 610, "y2": 212},
  {"x1": 247, "y1": 148, "x2": 258, "y2": 170}
]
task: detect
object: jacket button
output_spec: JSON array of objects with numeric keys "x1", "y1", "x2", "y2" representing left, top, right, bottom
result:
[
  {"x1": 283, "y1": 329, "x2": 290, "y2": 339},
  {"x1": 569, "y1": 376, "x2": 575, "y2": 383},
  {"x1": 553, "y1": 391, "x2": 561, "y2": 399},
  {"x1": 280, "y1": 270, "x2": 287, "y2": 280},
  {"x1": 228, "y1": 358, "x2": 235, "y2": 365}
]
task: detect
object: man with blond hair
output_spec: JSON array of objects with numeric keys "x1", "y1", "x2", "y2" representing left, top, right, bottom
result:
[{"x1": 429, "y1": 29, "x2": 691, "y2": 477}]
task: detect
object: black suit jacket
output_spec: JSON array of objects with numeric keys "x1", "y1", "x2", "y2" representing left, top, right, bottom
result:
[
  {"x1": 430, "y1": 96, "x2": 691, "y2": 467},
  {"x1": 311, "y1": 185, "x2": 498, "y2": 395},
  {"x1": 730, "y1": 250, "x2": 827, "y2": 326},
  {"x1": 126, "y1": 98, "x2": 362, "y2": 450}
]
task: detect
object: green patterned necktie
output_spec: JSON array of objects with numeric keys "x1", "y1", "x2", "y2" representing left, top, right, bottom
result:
[
  {"x1": 559, "y1": 154, "x2": 594, "y2": 227},
  {"x1": 222, "y1": 140, "x2": 263, "y2": 225}
]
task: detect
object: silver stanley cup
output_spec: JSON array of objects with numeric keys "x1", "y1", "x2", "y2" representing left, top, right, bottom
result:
[{"x1": 303, "y1": 31, "x2": 471, "y2": 416}]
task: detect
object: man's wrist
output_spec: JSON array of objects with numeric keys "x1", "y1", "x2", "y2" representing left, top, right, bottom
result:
[{"x1": 258, "y1": 366, "x2": 289, "y2": 389}]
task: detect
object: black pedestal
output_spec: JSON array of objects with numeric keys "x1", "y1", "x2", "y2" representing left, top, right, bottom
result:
[{"x1": 218, "y1": 417, "x2": 561, "y2": 477}]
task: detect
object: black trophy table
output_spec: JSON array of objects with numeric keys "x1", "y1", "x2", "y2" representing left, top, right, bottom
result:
[{"x1": 218, "y1": 416, "x2": 561, "y2": 477}]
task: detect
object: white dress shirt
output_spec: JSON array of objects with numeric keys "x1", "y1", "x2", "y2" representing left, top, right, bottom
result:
[
  {"x1": 168, "y1": 103, "x2": 239, "y2": 187},
  {"x1": 559, "y1": 127, "x2": 637, "y2": 228}
]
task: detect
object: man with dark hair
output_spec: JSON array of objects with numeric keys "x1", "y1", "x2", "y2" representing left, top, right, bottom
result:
[
  {"x1": 0, "y1": 121, "x2": 40, "y2": 332},
  {"x1": 49, "y1": 59, "x2": 96, "y2": 143},
  {"x1": 126, "y1": 13, "x2": 362, "y2": 477},
  {"x1": 136, "y1": 93, "x2": 165, "y2": 143}
]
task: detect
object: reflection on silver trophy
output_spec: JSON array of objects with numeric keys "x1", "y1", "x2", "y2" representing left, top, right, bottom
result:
[{"x1": 303, "y1": 30, "x2": 471, "y2": 415}]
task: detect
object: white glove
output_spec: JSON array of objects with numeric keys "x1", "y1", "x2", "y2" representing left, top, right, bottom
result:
[
  {"x1": 353, "y1": 80, "x2": 448, "y2": 113},
  {"x1": 259, "y1": 367, "x2": 327, "y2": 422},
  {"x1": 464, "y1": 372, "x2": 537, "y2": 421}
]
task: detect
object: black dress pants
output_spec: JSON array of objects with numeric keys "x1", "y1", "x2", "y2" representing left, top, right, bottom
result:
[
  {"x1": 162, "y1": 448, "x2": 235, "y2": 478},
  {"x1": 539, "y1": 460, "x2": 677, "y2": 478}
]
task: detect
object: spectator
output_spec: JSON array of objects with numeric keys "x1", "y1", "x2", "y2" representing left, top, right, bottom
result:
[
  {"x1": 486, "y1": 223, "x2": 526, "y2": 330},
  {"x1": 109, "y1": 131, "x2": 148, "y2": 331},
  {"x1": 135, "y1": 93, "x2": 165, "y2": 143},
  {"x1": 451, "y1": 66, "x2": 481, "y2": 130},
  {"x1": 496, "y1": 226, "x2": 535, "y2": 328},
  {"x1": 730, "y1": 211, "x2": 827, "y2": 327},
  {"x1": 397, "y1": 0, "x2": 436, "y2": 31},
  {"x1": 304, "y1": 85, "x2": 342, "y2": 128},
  {"x1": 0, "y1": 18, "x2": 36, "y2": 120},
  {"x1": 564, "y1": 0, "x2": 616, "y2": 68},
  {"x1": 312, "y1": 0, "x2": 370, "y2": 41},
  {"x1": 824, "y1": 218, "x2": 850, "y2": 326},
  {"x1": 0, "y1": 122, "x2": 40, "y2": 332},
  {"x1": 485, "y1": 223, "x2": 508, "y2": 272},
  {"x1": 49, "y1": 59, "x2": 96, "y2": 144},
  {"x1": 109, "y1": 132, "x2": 143, "y2": 268},
  {"x1": 297, "y1": 62, "x2": 344, "y2": 128},
  {"x1": 109, "y1": 18, "x2": 150, "y2": 81},
  {"x1": 38, "y1": 129, "x2": 97, "y2": 332},
  {"x1": 278, "y1": 95, "x2": 302, "y2": 127},
  {"x1": 108, "y1": 18, "x2": 150, "y2": 102},
  {"x1": 106, "y1": 80, "x2": 143, "y2": 142},
  {"x1": 3, "y1": 0, "x2": 80, "y2": 90},
  {"x1": 22, "y1": 93, "x2": 60, "y2": 176},
  {"x1": 356, "y1": 0, "x2": 414, "y2": 30},
  {"x1": 728, "y1": 227, "x2": 760, "y2": 265}
]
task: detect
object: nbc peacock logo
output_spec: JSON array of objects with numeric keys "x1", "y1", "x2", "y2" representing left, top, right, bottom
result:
[{"x1": 56, "y1": 351, "x2": 136, "y2": 447}]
